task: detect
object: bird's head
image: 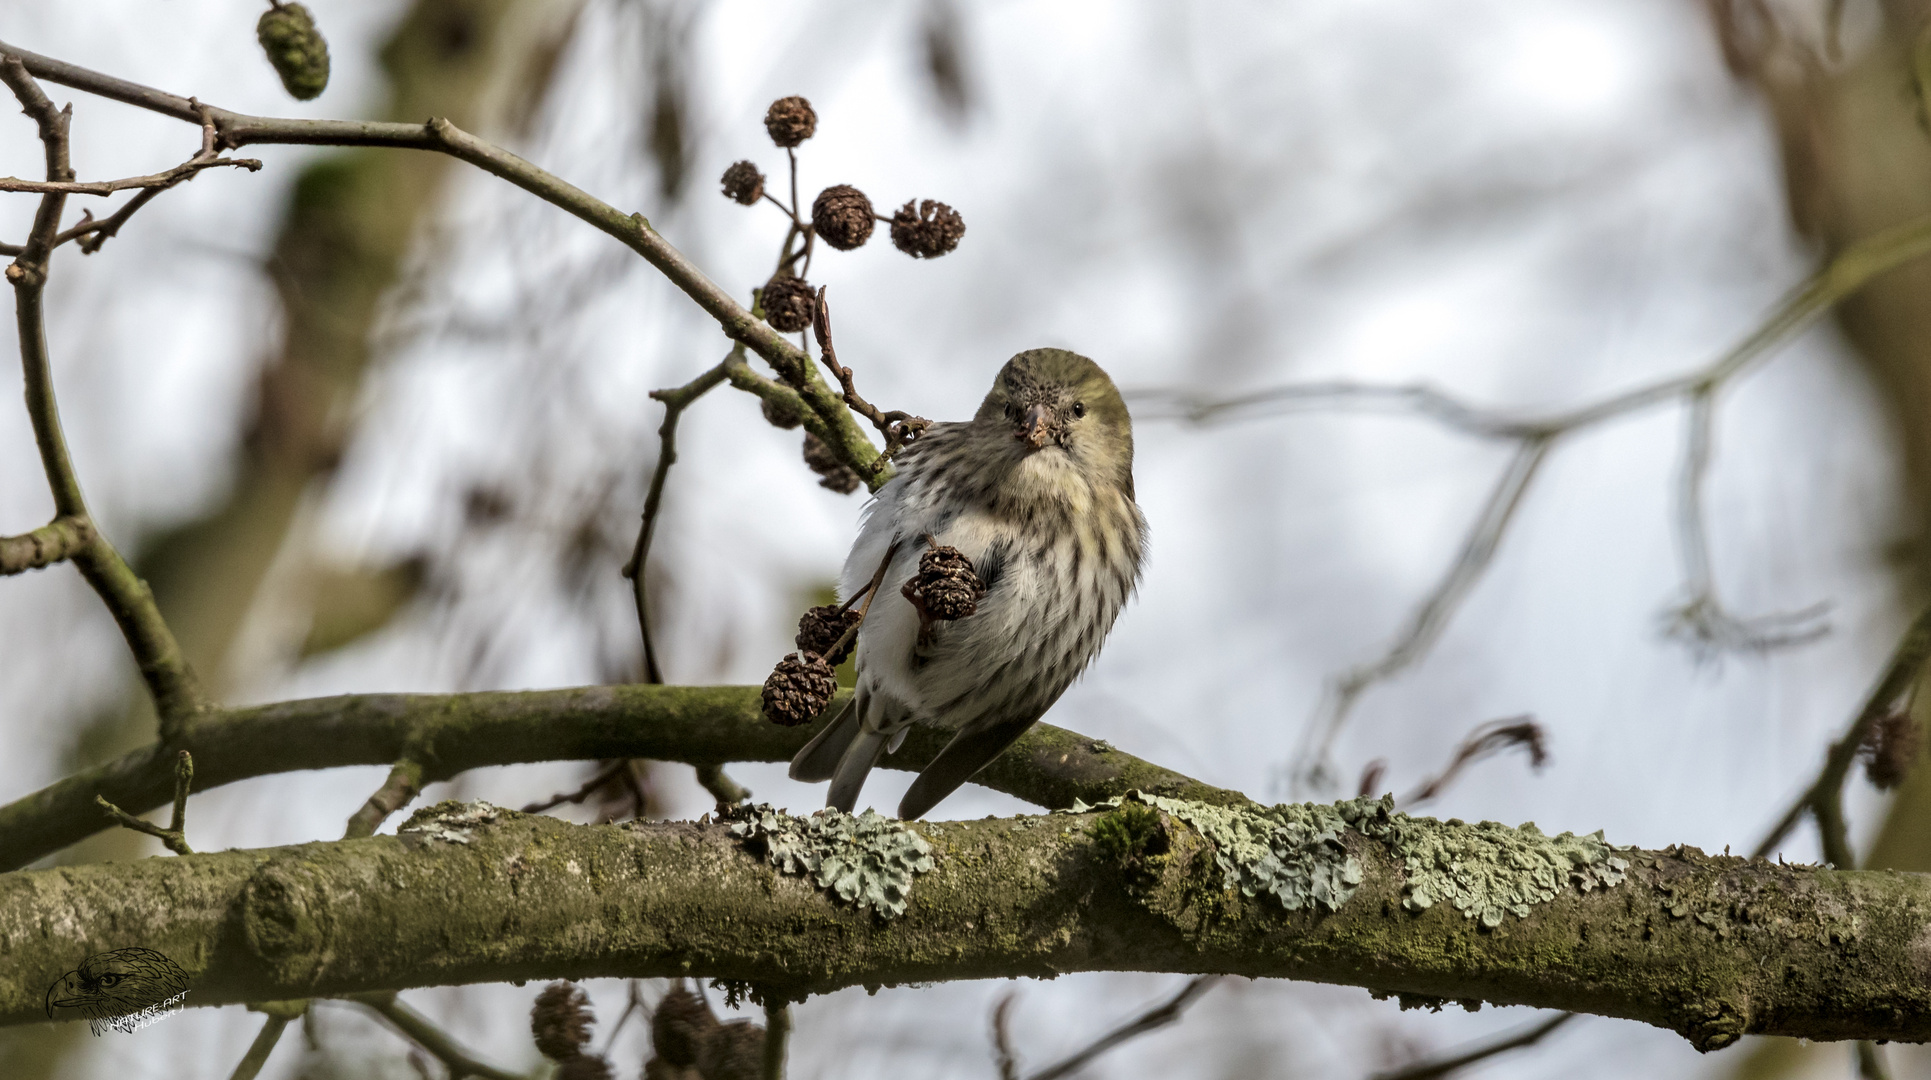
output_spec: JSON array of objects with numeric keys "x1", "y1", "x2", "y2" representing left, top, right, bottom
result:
[{"x1": 972, "y1": 348, "x2": 1135, "y2": 499}]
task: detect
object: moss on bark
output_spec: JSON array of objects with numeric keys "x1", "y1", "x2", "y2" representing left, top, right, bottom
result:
[{"x1": 2, "y1": 801, "x2": 1929, "y2": 1048}]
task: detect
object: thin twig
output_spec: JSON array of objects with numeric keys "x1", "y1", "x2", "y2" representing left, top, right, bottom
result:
[
  {"x1": 625, "y1": 351, "x2": 733, "y2": 682},
  {"x1": 343, "y1": 992, "x2": 524, "y2": 1080},
  {"x1": 762, "y1": 997, "x2": 791, "y2": 1080},
  {"x1": 812, "y1": 288, "x2": 928, "y2": 457},
  {"x1": 1296, "y1": 438, "x2": 1552, "y2": 787},
  {"x1": 344, "y1": 759, "x2": 424, "y2": 839},
  {"x1": 0, "y1": 39, "x2": 894, "y2": 491},
  {"x1": 1370, "y1": 1011, "x2": 1576, "y2": 1080},
  {"x1": 1751, "y1": 604, "x2": 1931, "y2": 864},
  {"x1": 96, "y1": 750, "x2": 194, "y2": 855},
  {"x1": 228, "y1": 1009, "x2": 297, "y2": 1080},
  {"x1": 1660, "y1": 387, "x2": 1828, "y2": 657},
  {"x1": 1020, "y1": 976, "x2": 1219, "y2": 1080},
  {"x1": 0, "y1": 56, "x2": 205, "y2": 737},
  {"x1": 522, "y1": 759, "x2": 629, "y2": 814},
  {"x1": 696, "y1": 763, "x2": 751, "y2": 807},
  {"x1": 0, "y1": 153, "x2": 258, "y2": 194},
  {"x1": 991, "y1": 992, "x2": 1021, "y2": 1080},
  {"x1": 0, "y1": 514, "x2": 91, "y2": 575},
  {"x1": 1400, "y1": 716, "x2": 1547, "y2": 806}
]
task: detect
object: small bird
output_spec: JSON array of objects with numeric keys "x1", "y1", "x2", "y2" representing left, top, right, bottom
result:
[{"x1": 790, "y1": 348, "x2": 1146, "y2": 819}]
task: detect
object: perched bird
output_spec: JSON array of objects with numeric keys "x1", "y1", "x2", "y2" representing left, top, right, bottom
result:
[{"x1": 790, "y1": 348, "x2": 1145, "y2": 819}]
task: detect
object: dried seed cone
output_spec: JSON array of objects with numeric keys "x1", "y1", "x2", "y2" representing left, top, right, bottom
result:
[
  {"x1": 761, "y1": 275, "x2": 816, "y2": 333},
  {"x1": 764, "y1": 96, "x2": 817, "y2": 148},
  {"x1": 530, "y1": 981, "x2": 594, "y2": 1061},
  {"x1": 811, "y1": 185, "x2": 876, "y2": 250},
  {"x1": 644, "y1": 1060, "x2": 699, "y2": 1080},
  {"x1": 917, "y1": 545, "x2": 983, "y2": 619},
  {"x1": 257, "y1": 2, "x2": 331, "y2": 101},
  {"x1": 762, "y1": 652, "x2": 837, "y2": 726},
  {"x1": 697, "y1": 1021, "x2": 767, "y2": 1080},
  {"x1": 890, "y1": 199, "x2": 966, "y2": 258},
  {"x1": 797, "y1": 604, "x2": 863, "y2": 665},
  {"x1": 720, "y1": 160, "x2": 765, "y2": 205},
  {"x1": 802, "y1": 431, "x2": 863, "y2": 494},
  {"x1": 760, "y1": 394, "x2": 803, "y2": 430},
  {"x1": 1865, "y1": 709, "x2": 1922, "y2": 789},
  {"x1": 652, "y1": 986, "x2": 718, "y2": 1067},
  {"x1": 557, "y1": 1055, "x2": 615, "y2": 1080}
]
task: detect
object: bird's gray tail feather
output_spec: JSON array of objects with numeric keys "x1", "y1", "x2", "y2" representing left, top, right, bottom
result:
[
  {"x1": 898, "y1": 718, "x2": 1036, "y2": 820},
  {"x1": 788, "y1": 696, "x2": 859, "y2": 783},
  {"x1": 826, "y1": 729, "x2": 890, "y2": 813}
]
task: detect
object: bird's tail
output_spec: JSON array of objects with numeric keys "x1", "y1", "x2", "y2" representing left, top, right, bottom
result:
[
  {"x1": 789, "y1": 695, "x2": 860, "y2": 783},
  {"x1": 826, "y1": 728, "x2": 890, "y2": 813}
]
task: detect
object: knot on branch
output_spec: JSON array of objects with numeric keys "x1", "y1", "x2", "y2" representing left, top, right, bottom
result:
[{"x1": 241, "y1": 859, "x2": 337, "y2": 987}]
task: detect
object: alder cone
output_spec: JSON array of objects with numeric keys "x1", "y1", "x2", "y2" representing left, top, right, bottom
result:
[
  {"x1": 696, "y1": 1021, "x2": 767, "y2": 1080},
  {"x1": 762, "y1": 652, "x2": 836, "y2": 725},
  {"x1": 796, "y1": 604, "x2": 862, "y2": 664},
  {"x1": 811, "y1": 185, "x2": 876, "y2": 250},
  {"x1": 530, "y1": 981, "x2": 594, "y2": 1061},
  {"x1": 720, "y1": 160, "x2": 765, "y2": 205},
  {"x1": 764, "y1": 96, "x2": 817, "y2": 147},
  {"x1": 914, "y1": 544, "x2": 984, "y2": 619},
  {"x1": 802, "y1": 431, "x2": 863, "y2": 494},
  {"x1": 257, "y1": 2, "x2": 331, "y2": 100},
  {"x1": 761, "y1": 275, "x2": 816, "y2": 333},
  {"x1": 889, "y1": 199, "x2": 966, "y2": 258},
  {"x1": 556, "y1": 1055, "x2": 615, "y2": 1080},
  {"x1": 651, "y1": 986, "x2": 717, "y2": 1067}
]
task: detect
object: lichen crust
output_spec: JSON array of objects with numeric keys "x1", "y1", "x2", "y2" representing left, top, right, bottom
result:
[
  {"x1": 1339, "y1": 796, "x2": 1630, "y2": 927},
  {"x1": 398, "y1": 799, "x2": 508, "y2": 845},
  {"x1": 1070, "y1": 793, "x2": 1629, "y2": 924},
  {"x1": 727, "y1": 805, "x2": 935, "y2": 920}
]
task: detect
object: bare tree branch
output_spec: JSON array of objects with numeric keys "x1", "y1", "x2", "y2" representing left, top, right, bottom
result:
[
  {"x1": 1, "y1": 805, "x2": 1927, "y2": 1048},
  {"x1": 0, "y1": 685, "x2": 1243, "y2": 871},
  {"x1": 1371, "y1": 1012, "x2": 1576, "y2": 1080},
  {"x1": 0, "y1": 153, "x2": 258, "y2": 194},
  {"x1": 1023, "y1": 976, "x2": 1219, "y2": 1080}
]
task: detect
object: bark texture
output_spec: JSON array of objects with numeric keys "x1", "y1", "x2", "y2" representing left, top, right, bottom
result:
[{"x1": 0, "y1": 803, "x2": 1927, "y2": 1048}]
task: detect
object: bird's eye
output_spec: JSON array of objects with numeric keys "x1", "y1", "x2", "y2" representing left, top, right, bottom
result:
[
  {"x1": 95, "y1": 974, "x2": 122, "y2": 988},
  {"x1": 1071, "y1": 401, "x2": 1086, "y2": 419}
]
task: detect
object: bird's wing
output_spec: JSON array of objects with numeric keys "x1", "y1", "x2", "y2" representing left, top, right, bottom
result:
[{"x1": 897, "y1": 711, "x2": 1042, "y2": 820}]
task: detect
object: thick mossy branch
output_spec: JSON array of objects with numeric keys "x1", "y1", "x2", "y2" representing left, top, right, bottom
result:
[
  {"x1": 0, "y1": 685, "x2": 1240, "y2": 871},
  {"x1": 0, "y1": 803, "x2": 1926, "y2": 1049}
]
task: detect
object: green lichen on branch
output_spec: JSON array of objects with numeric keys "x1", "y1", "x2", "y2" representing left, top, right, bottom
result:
[
  {"x1": 1077, "y1": 793, "x2": 1364, "y2": 912},
  {"x1": 1078, "y1": 793, "x2": 1629, "y2": 923},
  {"x1": 1340, "y1": 796, "x2": 1629, "y2": 927},
  {"x1": 726, "y1": 804, "x2": 934, "y2": 919}
]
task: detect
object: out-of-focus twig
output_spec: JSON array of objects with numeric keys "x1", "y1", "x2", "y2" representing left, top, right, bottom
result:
[
  {"x1": 1753, "y1": 604, "x2": 1931, "y2": 865},
  {"x1": 1660, "y1": 386, "x2": 1828, "y2": 657},
  {"x1": 1009, "y1": 976, "x2": 1220, "y2": 1080},
  {"x1": 228, "y1": 1002, "x2": 305, "y2": 1080},
  {"x1": 1401, "y1": 717, "x2": 1546, "y2": 806},
  {"x1": 1370, "y1": 1011, "x2": 1576, "y2": 1080},
  {"x1": 625, "y1": 350, "x2": 733, "y2": 682},
  {"x1": 763, "y1": 997, "x2": 791, "y2": 1080},
  {"x1": 343, "y1": 992, "x2": 524, "y2": 1080},
  {"x1": 991, "y1": 992, "x2": 1021, "y2": 1080},
  {"x1": 1142, "y1": 212, "x2": 1931, "y2": 789}
]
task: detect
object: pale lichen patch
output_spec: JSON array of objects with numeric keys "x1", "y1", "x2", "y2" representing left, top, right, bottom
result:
[
  {"x1": 1071, "y1": 793, "x2": 1629, "y2": 924},
  {"x1": 726, "y1": 805, "x2": 935, "y2": 920},
  {"x1": 1340, "y1": 796, "x2": 1629, "y2": 927},
  {"x1": 399, "y1": 800, "x2": 509, "y2": 845}
]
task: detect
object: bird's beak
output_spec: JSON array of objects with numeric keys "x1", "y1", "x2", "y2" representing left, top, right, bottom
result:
[{"x1": 1016, "y1": 403, "x2": 1056, "y2": 449}]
